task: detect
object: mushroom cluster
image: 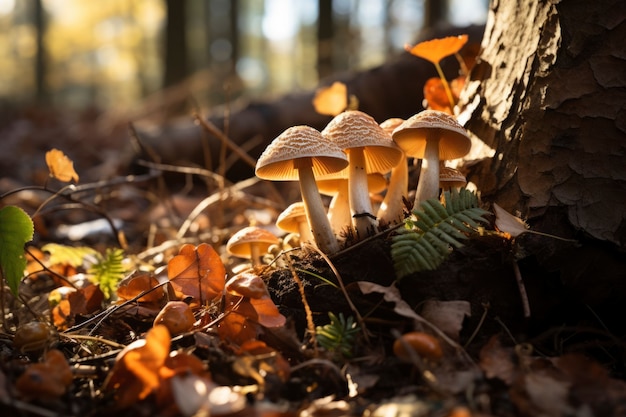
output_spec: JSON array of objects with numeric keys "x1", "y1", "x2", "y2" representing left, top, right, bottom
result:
[{"x1": 253, "y1": 109, "x2": 471, "y2": 254}]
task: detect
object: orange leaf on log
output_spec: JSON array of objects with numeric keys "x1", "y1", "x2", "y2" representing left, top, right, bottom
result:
[
  {"x1": 404, "y1": 34, "x2": 469, "y2": 64},
  {"x1": 167, "y1": 243, "x2": 226, "y2": 306}
]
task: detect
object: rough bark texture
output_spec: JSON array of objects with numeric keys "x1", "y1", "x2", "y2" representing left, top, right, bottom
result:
[{"x1": 458, "y1": 0, "x2": 626, "y2": 248}]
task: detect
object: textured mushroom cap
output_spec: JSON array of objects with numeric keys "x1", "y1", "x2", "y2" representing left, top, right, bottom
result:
[
  {"x1": 439, "y1": 166, "x2": 467, "y2": 188},
  {"x1": 276, "y1": 202, "x2": 307, "y2": 233},
  {"x1": 316, "y1": 172, "x2": 388, "y2": 195},
  {"x1": 322, "y1": 110, "x2": 403, "y2": 173},
  {"x1": 255, "y1": 125, "x2": 348, "y2": 180},
  {"x1": 392, "y1": 110, "x2": 471, "y2": 160},
  {"x1": 226, "y1": 226, "x2": 279, "y2": 258},
  {"x1": 379, "y1": 118, "x2": 405, "y2": 135},
  {"x1": 226, "y1": 271, "x2": 267, "y2": 299}
]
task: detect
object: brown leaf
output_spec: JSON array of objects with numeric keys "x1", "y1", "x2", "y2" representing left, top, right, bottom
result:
[
  {"x1": 16, "y1": 349, "x2": 73, "y2": 399},
  {"x1": 493, "y1": 202, "x2": 529, "y2": 237},
  {"x1": 405, "y1": 35, "x2": 469, "y2": 64},
  {"x1": 117, "y1": 271, "x2": 166, "y2": 303},
  {"x1": 167, "y1": 243, "x2": 226, "y2": 305},
  {"x1": 104, "y1": 325, "x2": 172, "y2": 408},
  {"x1": 478, "y1": 335, "x2": 517, "y2": 385},
  {"x1": 45, "y1": 148, "x2": 79, "y2": 183},
  {"x1": 420, "y1": 300, "x2": 471, "y2": 341}
]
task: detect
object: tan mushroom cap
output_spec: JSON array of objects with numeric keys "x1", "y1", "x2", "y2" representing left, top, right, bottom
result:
[
  {"x1": 392, "y1": 110, "x2": 471, "y2": 160},
  {"x1": 226, "y1": 226, "x2": 279, "y2": 258},
  {"x1": 276, "y1": 202, "x2": 307, "y2": 233},
  {"x1": 379, "y1": 118, "x2": 405, "y2": 135},
  {"x1": 322, "y1": 110, "x2": 403, "y2": 173},
  {"x1": 439, "y1": 166, "x2": 467, "y2": 189},
  {"x1": 255, "y1": 125, "x2": 348, "y2": 180},
  {"x1": 316, "y1": 172, "x2": 388, "y2": 195}
]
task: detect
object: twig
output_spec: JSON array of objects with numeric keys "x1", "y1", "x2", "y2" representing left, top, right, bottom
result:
[
  {"x1": 512, "y1": 261, "x2": 531, "y2": 318},
  {"x1": 193, "y1": 112, "x2": 257, "y2": 169},
  {"x1": 284, "y1": 254, "x2": 318, "y2": 352}
]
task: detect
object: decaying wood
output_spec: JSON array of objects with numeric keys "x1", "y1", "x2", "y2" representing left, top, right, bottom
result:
[{"x1": 458, "y1": 0, "x2": 626, "y2": 248}]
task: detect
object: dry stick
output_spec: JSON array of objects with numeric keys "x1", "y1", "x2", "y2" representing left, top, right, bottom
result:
[
  {"x1": 512, "y1": 261, "x2": 531, "y2": 318},
  {"x1": 307, "y1": 244, "x2": 371, "y2": 344},
  {"x1": 193, "y1": 113, "x2": 257, "y2": 169},
  {"x1": 284, "y1": 254, "x2": 318, "y2": 352}
]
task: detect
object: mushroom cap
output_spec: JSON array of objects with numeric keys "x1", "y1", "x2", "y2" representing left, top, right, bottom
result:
[
  {"x1": 392, "y1": 110, "x2": 471, "y2": 160},
  {"x1": 439, "y1": 166, "x2": 467, "y2": 188},
  {"x1": 322, "y1": 110, "x2": 403, "y2": 173},
  {"x1": 226, "y1": 226, "x2": 280, "y2": 258},
  {"x1": 255, "y1": 125, "x2": 348, "y2": 180},
  {"x1": 316, "y1": 172, "x2": 388, "y2": 195},
  {"x1": 226, "y1": 271, "x2": 268, "y2": 299},
  {"x1": 276, "y1": 202, "x2": 307, "y2": 233},
  {"x1": 379, "y1": 118, "x2": 405, "y2": 135}
]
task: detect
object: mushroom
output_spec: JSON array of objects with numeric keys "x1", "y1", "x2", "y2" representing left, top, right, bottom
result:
[
  {"x1": 226, "y1": 226, "x2": 280, "y2": 266},
  {"x1": 377, "y1": 118, "x2": 409, "y2": 225},
  {"x1": 154, "y1": 301, "x2": 196, "y2": 336},
  {"x1": 317, "y1": 173, "x2": 387, "y2": 235},
  {"x1": 393, "y1": 331, "x2": 443, "y2": 362},
  {"x1": 276, "y1": 201, "x2": 314, "y2": 244},
  {"x1": 255, "y1": 125, "x2": 348, "y2": 254},
  {"x1": 392, "y1": 110, "x2": 471, "y2": 209},
  {"x1": 322, "y1": 110, "x2": 403, "y2": 238},
  {"x1": 439, "y1": 166, "x2": 467, "y2": 192}
]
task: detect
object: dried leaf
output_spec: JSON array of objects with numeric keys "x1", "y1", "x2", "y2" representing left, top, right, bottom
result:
[
  {"x1": 167, "y1": 243, "x2": 226, "y2": 305},
  {"x1": 420, "y1": 300, "x2": 471, "y2": 341},
  {"x1": 493, "y1": 202, "x2": 529, "y2": 237},
  {"x1": 117, "y1": 271, "x2": 165, "y2": 303},
  {"x1": 104, "y1": 325, "x2": 171, "y2": 408},
  {"x1": 313, "y1": 81, "x2": 348, "y2": 116},
  {"x1": 478, "y1": 335, "x2": 516, "y2": 385},
  {"x1": 45, "y1": 148, "x2": 79, "y2": 183},
  {"x1": 405, "y1": 35, "x2": 469, "y2": 64},
  {"x1": 16, "y1": 349, "x2": 73, "y2": 399}
]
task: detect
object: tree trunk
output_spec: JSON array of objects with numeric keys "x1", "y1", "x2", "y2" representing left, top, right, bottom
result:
[
  {"x1": 458, "y1": 0, "x2": 626, "y2": 249},
  {"x1": 456, "y1": 0, "x2": 626, "y2": 316},
  {"x1": 163, "y1": 0, "x2": 188, "y2": 88}
]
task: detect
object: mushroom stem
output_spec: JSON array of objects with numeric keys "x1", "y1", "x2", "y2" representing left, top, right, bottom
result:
[
  {"x1": 414, "y1": 131, "x2": 441, "y2": 208},
  {"x1": 348, "y1": 148, "x2": 378, "y2": 237},
  {"x1": 249, "y1": 244, "x2": 261, "y2": 266},
  {"x1": 377, "y1": 152, "x2": 408, "y2": 225},
  {"x1": 327, "y1": 182, "x2": 352, "y2": 235},
  {"x1": 296, "y1": 159, "x2": 340, "y2": 254}
]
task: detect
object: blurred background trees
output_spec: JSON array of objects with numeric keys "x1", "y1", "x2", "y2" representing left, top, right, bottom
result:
[{"x1": 0, "y1": 0, "x2": 487, "y2": 113}]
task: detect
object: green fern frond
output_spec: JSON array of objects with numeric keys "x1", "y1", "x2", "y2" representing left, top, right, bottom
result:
[
  {"x1": 391, "y1": 188, "x2": 491, "y2": 279},
  {"x1": 88, "y1": 248, "x2": 126, "y2": 300},
  {"x1": 316, "y1": 312, "x2": 360, "y2": 359}
]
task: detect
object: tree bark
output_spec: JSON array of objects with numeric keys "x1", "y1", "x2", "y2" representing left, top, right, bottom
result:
[{"x1": 458, "y1": 0, "x2": 626, "y2": 249}]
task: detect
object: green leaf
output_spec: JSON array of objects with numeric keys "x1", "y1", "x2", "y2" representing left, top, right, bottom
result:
[
  {"x1": 88, "y1": 248, "x2": 126, "y2": 300},
  {"x1": 41, "y1": 243, "x2": 98, "y2": 267},
  {"x1": 0, "y1": 206, "x2": 34, "y2": 296},
  {"x1": 391, "y1": 189, "x2": 490, "y2": 279}
]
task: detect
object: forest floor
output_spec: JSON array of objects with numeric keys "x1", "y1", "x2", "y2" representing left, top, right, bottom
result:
[{"x1": 1, "y1": 106, "x2": 625, "y2": 417}]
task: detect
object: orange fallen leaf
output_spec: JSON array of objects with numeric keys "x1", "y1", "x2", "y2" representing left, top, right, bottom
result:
[
  {"x1": 16, "y1": 349, "x2": 73, "y2": 399},
  {"x1": 313, "y1": 81, "x2": 348, "y2": 116},
  {"x1": 45, "y1": 148, "x2": 79, "y2": 183},
  {"x1": 103, "y1": 325, "x2": 172, "y2": 408},
  {"x1": 405, "y1": 35, "x2": 469, "y2": 64},
  {"x1": 117, "y1": 271, "x2": 166, "y2": 303},
  {"x1": 167, "y1": 243, "x2": 226, "y2": 306}
]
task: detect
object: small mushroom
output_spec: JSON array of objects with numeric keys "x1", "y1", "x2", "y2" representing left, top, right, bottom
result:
[
  {"x1": 255, "y1": 126, "x2": 348, "y2": 254},
  {"x1": 393, "y1": 331, "x2": 443, "y2": 362},
  {"x1": 439, "y1": 165, "x2": 467, "y2": 192},
  {"x1": 377, "y1": 118, "x2": 409, "y2": 225},
  {"x1": 154, "y1": 301, "x2": 196, "y2": 336},
  {"x1": 226, "y1": 226, "x2": 280, "y2": 266},
  {"x1": 317, "y1": 173, "x2": 388, "y2": 235},
  {"x1": 322, "y1": 111, "x2": 403, "y2": 237},
  {"x1": 392, "y1": 110, "x2": 471, "y2": 208},
  {"x1": 276, "y1": 202, "x2": 314, "y2": 244}
]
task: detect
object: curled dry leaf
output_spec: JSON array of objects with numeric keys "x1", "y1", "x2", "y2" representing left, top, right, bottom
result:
[
  {"x1": 45, "y1": 148, "x2": 79, "y2": 183},
  {"x1": 103, "y1": 324, "x2": 172, "y2": 408},
  {"x1": 167, "y1": 243, "x2": 226, "y2": 306},
  {"x1": 493, "y1": 202, "x2": 529, "y2": 237},
  {"x1": 117, "y1": 271, "x2": 165, "y2": 303},
  {"x1": 52, "y1": 284, "x2": 104, "y2": 329},
  {"x1": 16, "y1": 349, "x2": 73, "y2": 399},
  {"x1": 313, "y1": 81, "x2": 348, "y2": 116},
  {"x1": 405, "y1": 35, "x2": 469, "y2": 64}
]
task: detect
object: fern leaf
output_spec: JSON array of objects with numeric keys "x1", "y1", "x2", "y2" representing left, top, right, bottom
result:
[
  {"x1": 41, "y1": 243, "x2": 98, "y2": 268},
  {"x1": 88, "y1": 248, "x2": 126, "y2": 300},
  {"x1": 391, "y1": 189, "x2": 490, "y2": 278}
]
